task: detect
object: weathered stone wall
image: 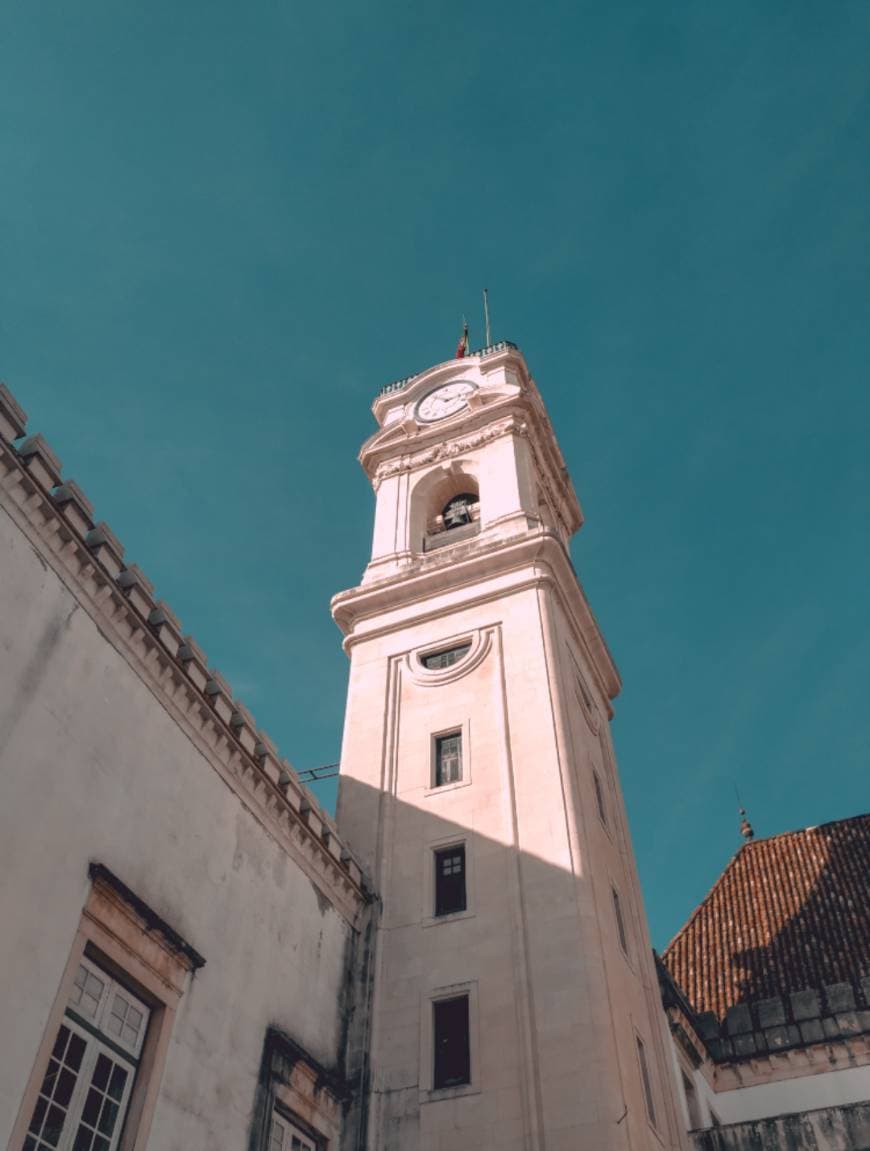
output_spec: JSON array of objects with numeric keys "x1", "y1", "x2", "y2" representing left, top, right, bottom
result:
[
  {"x1": 0, "y1": 389, "x2": 370, "y2": 1150},
  {"x1": 691, "y1": 1101, "x2": 870, "y2": 1151},
  {"x1": 694, "y1": 981, "x2": 870, "y2": 1063}
]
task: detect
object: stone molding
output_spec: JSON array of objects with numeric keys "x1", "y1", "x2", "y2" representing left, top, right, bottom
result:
[
  {"x1": 332, "y1": 527, "x2": 621, "y2": 708},
  {"x1": 369, "y1": 406, "x2": 580, "y2": 544},
  {"x1": 0, "y1": 386, "x2": 367, "y2": 924},
  {"x1": 372, "y1": 415, "x2": 521, "y2": 485},
  {"x1": 403, "y1": 626, "x2": 493, "y2": 687},
  {"x1": 87, "y1": 862, "x2": 206, "y2": 981}
]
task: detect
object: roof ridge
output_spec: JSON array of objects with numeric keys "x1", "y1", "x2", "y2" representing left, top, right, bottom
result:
[
  {"x1": 741, "y1": 812, "x2": 870, "y2": 846},
  {"x1": 662, "y1": 813, "x2": 870, "y2": 959},
  {"x1": 661, "y1": 843, "x2": 748, "y2": 957}
]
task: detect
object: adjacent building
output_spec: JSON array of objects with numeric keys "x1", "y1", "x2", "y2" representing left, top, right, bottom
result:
[{"x1": 661, "y1": 814, "x2": 870, "y2": 1150}]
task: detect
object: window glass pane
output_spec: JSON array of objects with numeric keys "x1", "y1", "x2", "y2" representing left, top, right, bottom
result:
[
  {"x1": 73, "y1": 1053, "x2": 128, "y2": 1151},
  {"x1": 71, "y1": 969, "x2": 105, "y2": 1021},
  {"x1": 269, "y1": 1116, "x2": 285, "y2": 1151},
  {"x1": 434, "y1": 846, "x2": 467, "y2": 917},
  {"x1": 26, "y1": 1022, "x2": 87, "y2": 1150},
  {"x1": 434, "y1": 733, "x2": 462, "y2": 787},
  {"x1": 433, "y1": 995, "x2": 470, "y2": 1089},
  {"x1": 72, "y1": 1129, "x2": 92, "y2": 1151},
  {"x1": 42, "y1": 1105, "x2": 66, "y2": 1147},
  {"x1": 421, "y1": 644, "x2": 470, "y2": 670}
]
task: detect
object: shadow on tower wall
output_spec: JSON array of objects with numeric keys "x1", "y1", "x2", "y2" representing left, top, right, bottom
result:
[{"x1": 336, "y1": 773, "x2": 685, "y2": 1151}]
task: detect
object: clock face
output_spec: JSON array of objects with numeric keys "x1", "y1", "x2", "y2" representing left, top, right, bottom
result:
[{"x1": 416, "y1": 381, "x2": 477, "y2": 423}]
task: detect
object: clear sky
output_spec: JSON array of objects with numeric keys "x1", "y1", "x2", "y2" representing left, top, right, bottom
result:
[{"x1": 2, "y1": 1, "x2": 868, "y2": 949}]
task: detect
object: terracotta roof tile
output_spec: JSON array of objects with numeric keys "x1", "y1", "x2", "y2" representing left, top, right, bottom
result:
[{"x1": 662, "y1": 814, "x2": 870, "y2": 1020}]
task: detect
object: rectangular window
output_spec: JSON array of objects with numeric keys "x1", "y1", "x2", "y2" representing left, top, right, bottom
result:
[
  {"x1": 612, "y1": 886, "x2": 629, "y2": 957},
  {"x1": 22, "y1": 955, "x2": 149, "y2": 1151},
  {"x1": 433, "y1": 996, "x2": 470, "y2": 1089},
  {"x1": 270, "y1": 1111, "x2": 317, "y2": 1151},
  {"x1": 434, "y1": 732, "x2": 462, "y2": 787},
  {"x1": 593, "y1": 770, "x2": 607, "y2": 826},
  {"x1": 636, "y1": 1035, "x2": 657, "y2": 1127},
  {"x1": 434, "y1": 845, "x2": 466, "y2": 917}
]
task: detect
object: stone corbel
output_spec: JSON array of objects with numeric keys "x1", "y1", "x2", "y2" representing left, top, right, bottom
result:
[
  {"x1": 117, "y1": 564, "x2": 155, "y2": 617},
  {"x1": 86, "y1": 522, "x2": 125, "y2": 580},
  {"x1": 18, "y1": 434, "x2": 62, "y2": 489},
  {"x1": 53, "y1": 481, "x2": 95, "y2": 536},
  {"x1": 178, "y1": 635, "x2": 209, "y2": 691},
  {"x1": 148, "y1": 602, "x2": 184, "y2": 658},
  {"x1": 0, "y1": 383, "x2": 27, "y2": 443}
]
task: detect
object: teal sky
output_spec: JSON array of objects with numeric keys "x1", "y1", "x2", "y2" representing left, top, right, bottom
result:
[{"x1": 2, "y1": 2, "x2": 868, "y2": 949}]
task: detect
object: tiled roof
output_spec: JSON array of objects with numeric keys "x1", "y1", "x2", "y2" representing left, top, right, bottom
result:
[{"x1": 662, "y1": 814, "x2": 870, "y2": 1020}]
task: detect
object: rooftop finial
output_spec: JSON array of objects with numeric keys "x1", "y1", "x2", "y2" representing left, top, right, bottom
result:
[
  {"x1": 734, "y1": 784, "x2": 755, "y2": 840},
  {"x1": 739, "y1": 807, "x2": 755, "y2": 840}
]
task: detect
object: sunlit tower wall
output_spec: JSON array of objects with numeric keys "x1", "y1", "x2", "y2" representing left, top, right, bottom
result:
[{"x1": 332, "y1": 342, "x2": 686, "y2": 1151}]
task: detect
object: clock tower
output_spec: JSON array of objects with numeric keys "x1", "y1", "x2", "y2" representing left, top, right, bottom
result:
[{"x1": 332, "y1": 342, "x2": 685, "y2": 1150}]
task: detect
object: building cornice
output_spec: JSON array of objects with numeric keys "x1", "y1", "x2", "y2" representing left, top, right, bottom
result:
[
  {"x1": 0, "y1": 385, "x2": 368, "y2": 926},
  {"x1": 331, "y1": 528, "x2": 621, "y2": 706}
]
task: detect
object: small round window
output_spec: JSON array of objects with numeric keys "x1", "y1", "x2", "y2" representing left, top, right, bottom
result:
[{"x1": 420, "y1": 643, "x2": 471, "y2": 671}]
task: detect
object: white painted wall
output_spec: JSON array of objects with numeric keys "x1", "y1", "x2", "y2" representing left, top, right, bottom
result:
[
  {"x1": 670, "y1": 1032, "x2": 870, "y2": 1132},
  {"x1": 704, "y1": 1064, "x2": 870, "y2": 1125},
  {"x1": 0, "y1": 504, "x2": 356, "y2": 1149}
]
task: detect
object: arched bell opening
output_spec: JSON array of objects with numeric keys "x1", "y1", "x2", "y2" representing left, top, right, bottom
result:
[{"x1": 409, "y1": 467, "x2": 481, "y2": 554}]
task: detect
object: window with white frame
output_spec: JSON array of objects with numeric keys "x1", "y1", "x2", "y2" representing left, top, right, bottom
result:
[
  {"x1": 21, "y1": 955, "x2": 149, "y2": 1151},
  {"x1": 269, "y1": 1111, "x2": 318, "y2": 1151},
  {"x1": 433, "y1": 732, "x2": 462, "y2": 787}
]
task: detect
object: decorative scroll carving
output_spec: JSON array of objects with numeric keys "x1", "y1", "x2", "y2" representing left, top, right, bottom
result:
[{"x1": 373, "y1": 418, "x2": 526, "y2": 489}]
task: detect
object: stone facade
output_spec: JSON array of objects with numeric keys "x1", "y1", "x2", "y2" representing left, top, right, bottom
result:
[{"x1": 0, "y1": 383, "x2": 370, "y2": 1151}]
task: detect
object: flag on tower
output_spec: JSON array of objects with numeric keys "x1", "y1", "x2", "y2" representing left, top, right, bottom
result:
[{"x1": 455, "y1": 321, "x2": 469, "y2": 359}]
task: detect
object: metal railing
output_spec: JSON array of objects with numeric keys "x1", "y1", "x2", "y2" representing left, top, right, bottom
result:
[
  {"x1": 377, "y1": 340, "x2": 519, "y2": 398},
  {"x1": 295, "y1": 763, "x2": 339, "y2": 783}
]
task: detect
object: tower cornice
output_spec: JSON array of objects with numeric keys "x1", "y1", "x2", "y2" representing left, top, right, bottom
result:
[
  {"x1": 331, "y1": 528, "x2": 621, "y2": 709},
  {"x1": 361, "y1": 346, "x2": 582, "y2": 538}
]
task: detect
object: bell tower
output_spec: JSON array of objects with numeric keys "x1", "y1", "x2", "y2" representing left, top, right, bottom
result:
[{"x1": 333, "y1": 342, "x2": 685, "y2": 1150}]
